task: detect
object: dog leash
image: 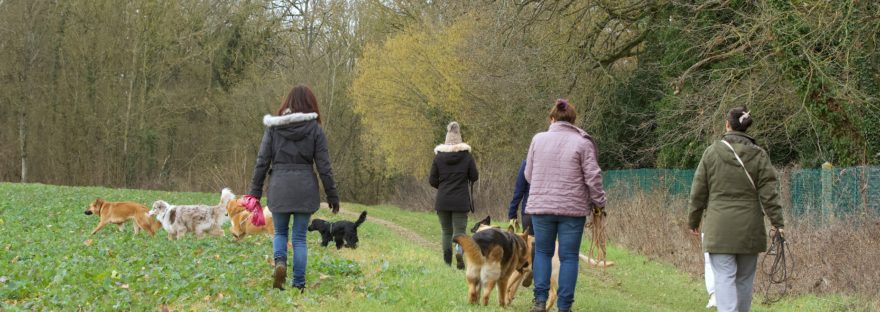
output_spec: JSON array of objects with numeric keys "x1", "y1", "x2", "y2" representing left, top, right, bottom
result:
[
  {"x1": 586, "y1": 205, "x2": 609, "y2": 269},
  {"x1": 761, "y1": 228, "x2": 794, "y2": 304}
]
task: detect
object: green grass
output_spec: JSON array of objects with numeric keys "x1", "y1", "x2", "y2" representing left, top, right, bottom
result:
[{"x1": 0, "y1": 183, "x2": 868, "y2": 311}]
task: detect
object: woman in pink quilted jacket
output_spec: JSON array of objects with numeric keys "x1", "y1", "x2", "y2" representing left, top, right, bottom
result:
[{"x1": 525, "y1": 99, "x2": 606, "y2": 312}]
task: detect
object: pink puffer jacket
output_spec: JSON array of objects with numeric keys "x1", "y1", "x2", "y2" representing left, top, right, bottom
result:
[{"x1": 524, "y1": 122, "x2": 606, "y2": 217}]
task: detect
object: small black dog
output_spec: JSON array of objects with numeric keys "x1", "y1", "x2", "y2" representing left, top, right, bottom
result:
[{"x1": 308, "y1": 211, "x2": 367, "y2": 249}]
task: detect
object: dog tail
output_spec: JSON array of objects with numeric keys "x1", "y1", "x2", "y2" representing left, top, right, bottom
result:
[
  {"x1": 220, "y1": 188, "x2": 235, "y2": 208},
  {"x1": 453, "y1": 234, "x2": 483, "y2": 265},
  {"x1": 354, "y1": 211, "x2": 367, "y2": 228}
]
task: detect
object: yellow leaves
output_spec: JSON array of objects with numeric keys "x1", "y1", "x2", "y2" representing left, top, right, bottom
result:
[{"x1": 352, "y1": 20, "x2": 479, "y2": 177}]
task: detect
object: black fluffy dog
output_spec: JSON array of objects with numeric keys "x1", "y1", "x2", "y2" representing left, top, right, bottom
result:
[{"x1": 308, "y1": 211, "x2": 367, "y2": 249}]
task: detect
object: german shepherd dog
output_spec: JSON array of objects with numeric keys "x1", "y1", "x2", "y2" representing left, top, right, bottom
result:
[
  {"x1": 453, "y1": 218, "x2": 532, "y2": 307},
  {"x1": 473, "y1": 215, "x2": 613, "y2": 310}
]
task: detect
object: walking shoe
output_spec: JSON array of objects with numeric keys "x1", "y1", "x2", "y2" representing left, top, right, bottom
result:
[
  {"x1": 273, "y1": 257, "x2": 287, "y2": 290},
  {"x1": 443, "y1": 249, "x2": 453, "y2": 266},
  {"x1": 529, "y1": 300, "x2": 547, "y2": 312},
  {"x1": 292, "y1": 284, "x2": 305, "y2": 294},
  {"x1": 706, "y1": 292, "x2": 716, "y2": 308}
]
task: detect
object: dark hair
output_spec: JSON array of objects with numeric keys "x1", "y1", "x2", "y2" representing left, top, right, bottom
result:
[
  {"x1": 726, "y1": 106, "x2": 753, "y2": 132},
  {"x1": 549, "y1": 99, "x2": 576, "y2": 123},
  {"x1": 276, "y1": 85, "x2": 321, "y2": 124}
]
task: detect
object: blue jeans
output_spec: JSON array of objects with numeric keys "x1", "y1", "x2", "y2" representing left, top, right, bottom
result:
[
  {"x1": 272, "y1": 212, "x2": 311, "y2": 287},
  {"x1": 532, "y1": 214, "x2": 586, "y2": 310}
]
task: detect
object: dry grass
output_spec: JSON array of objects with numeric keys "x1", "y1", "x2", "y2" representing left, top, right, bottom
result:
[{"x1": 605, "y1": 190, "x2": 880, "y2": 305}]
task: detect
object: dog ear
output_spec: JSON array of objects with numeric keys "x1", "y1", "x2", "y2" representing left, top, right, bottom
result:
[
  {"x1": 92, "y1": 198, "x2": 105, "y2": 212},
  {"x1": 153, "y1": 200, "x2": 166, "y2": 210}
]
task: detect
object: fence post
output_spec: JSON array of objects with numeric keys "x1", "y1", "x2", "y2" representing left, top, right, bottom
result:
[{"x1": 821, "y1": 162, "x2": 834, "y2": 218}]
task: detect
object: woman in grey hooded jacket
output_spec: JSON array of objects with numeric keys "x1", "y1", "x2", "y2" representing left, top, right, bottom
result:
[{"x1": 248, "y1": 85, "x2": 340, "y2": 291}]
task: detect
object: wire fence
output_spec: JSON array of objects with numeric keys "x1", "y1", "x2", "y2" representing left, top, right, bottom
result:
[{"x1": 604, "y1": 166, "x2": 880, "y2": 218}]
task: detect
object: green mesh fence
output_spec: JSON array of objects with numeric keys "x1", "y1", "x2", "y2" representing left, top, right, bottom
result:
[{"x1": 604, "y1": 166, "x2": 879, "y2": 217}]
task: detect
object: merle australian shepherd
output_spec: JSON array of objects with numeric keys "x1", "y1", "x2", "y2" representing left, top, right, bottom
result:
[{"x1": 308, "y1": 211, "x2": 367, "y2": 249}]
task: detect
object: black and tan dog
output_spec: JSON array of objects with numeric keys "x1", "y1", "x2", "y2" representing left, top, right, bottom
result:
[
  {"x1": 469, "y1": 215, "x2": 612, "y2": 309},
  {"x1": 453, "y1": 221, "x2": 532, "y2": 307},
  {"x1": 308, "y1": 211, "x2": 367, "y2": 249}
]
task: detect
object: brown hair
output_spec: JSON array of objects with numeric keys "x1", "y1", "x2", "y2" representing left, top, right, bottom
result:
[
  {"x1": 276, "y1": 85, "x2": 321, "y2": 124},
  {"x1": 549, "y1": 98, "x2": 576, "y2": 123}
]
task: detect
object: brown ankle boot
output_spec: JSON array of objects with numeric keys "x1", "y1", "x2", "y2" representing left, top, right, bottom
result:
[{"x1": 273, "y1": 257, "x2": 287, "y2": 290}]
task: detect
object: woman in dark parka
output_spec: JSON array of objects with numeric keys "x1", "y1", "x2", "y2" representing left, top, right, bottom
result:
[
  {"x1": 429, "y1": 121, "x2": 478, "y2": 269},
  {"x1": 248, "y1": 85, "x2": 340, "y2": 291},
  {"x1": 688, "y1": 107, "x2": 784, "y2": 312}
]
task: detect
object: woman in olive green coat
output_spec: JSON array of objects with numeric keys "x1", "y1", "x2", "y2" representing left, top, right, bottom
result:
[{"x1": 688, "y1": 107, "x2": 784, "y2": 312}]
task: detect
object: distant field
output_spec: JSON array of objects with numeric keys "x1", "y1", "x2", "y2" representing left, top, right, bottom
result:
[{"x1": 0, "y1": 183, "x2": 865, "y2": 311}]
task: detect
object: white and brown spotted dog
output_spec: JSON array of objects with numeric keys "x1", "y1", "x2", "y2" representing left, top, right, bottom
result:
[{"x1": 148, "y1": 188, "x2": 233, "y2": 240}]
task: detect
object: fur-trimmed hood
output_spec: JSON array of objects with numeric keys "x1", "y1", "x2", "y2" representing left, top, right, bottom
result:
[
  {"x1": 434, "y1": 143, "x2": 472, "y2": 155},
  {"x1": 263, "y1": 113, "x2": 319, "y2": 141},
  {"x1": 263, "y1": 112, "x2": 318, "y2": 127}
]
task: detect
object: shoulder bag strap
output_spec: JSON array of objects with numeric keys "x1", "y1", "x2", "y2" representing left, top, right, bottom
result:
[{"x1": 720, "y1": 140, "x2": 764, "y2": 211}]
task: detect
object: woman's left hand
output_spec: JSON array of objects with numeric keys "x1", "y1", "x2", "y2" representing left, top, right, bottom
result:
[{"x1": 689, "y1": 228, "x2": 700, "y2": 237}]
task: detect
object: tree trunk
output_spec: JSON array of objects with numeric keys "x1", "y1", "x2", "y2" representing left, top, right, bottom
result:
[{"x1": 19, "y1": 104, "x2": 28, "y2": 183}]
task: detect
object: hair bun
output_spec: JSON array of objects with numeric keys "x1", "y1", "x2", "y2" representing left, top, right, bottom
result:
[{"x1": 556, "y1": 99, "x2": 568, "y2": 110}]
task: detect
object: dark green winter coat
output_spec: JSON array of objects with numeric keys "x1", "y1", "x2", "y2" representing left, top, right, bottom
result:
[{"x1": 688, "y1": 131, "x2": 784, "y2": 254}]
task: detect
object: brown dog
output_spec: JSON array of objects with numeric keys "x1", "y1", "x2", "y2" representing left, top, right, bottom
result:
[
  {"x1": 453, "y1": 224, "x2": 531, "y2": 307},
  {"x1": 225, "y1": 194, "x2": 274, "y2": 240},
  {"x1": 84, "y1": 198, "x2": 161, "y2": 236}
]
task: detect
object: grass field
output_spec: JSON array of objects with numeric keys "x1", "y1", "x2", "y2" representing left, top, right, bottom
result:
[{"x1": 0, "y1": 183, "x2": 865, "y2": 311}]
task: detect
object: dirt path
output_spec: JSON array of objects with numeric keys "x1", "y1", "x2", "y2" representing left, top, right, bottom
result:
[{"x1": 337, "y1": 208, "x2": 437, "y2": 250}]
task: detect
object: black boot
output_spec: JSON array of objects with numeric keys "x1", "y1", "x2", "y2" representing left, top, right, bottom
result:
[
  {"x1": 455, "y1": 253, "x2": 465, "y2": 270},
  {"x1": 443, "y1": 249, "x2": 453, "y2": 266},
  {"x1": 558, "y1": 309, "x2": 571, "y2": 312},
  {"x1": 292, "y1": 284, "x2": 305, "y2": 294},
  {"x1": 529, "y1": 300, "x2": 547, "y2": 312},
  {"x1": 273, "y1": 257, "x2": 287, "y2": 290}
]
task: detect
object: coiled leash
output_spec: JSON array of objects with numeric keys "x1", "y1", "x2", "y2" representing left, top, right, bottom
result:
[
  {"x1": 761, "y1": 228, "x2": 794, "y2": 304},
  {"x1": 587, "y1": 205, "x2": 609, "y2": 267}
]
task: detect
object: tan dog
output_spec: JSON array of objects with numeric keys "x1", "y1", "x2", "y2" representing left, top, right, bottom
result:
[
  {"x1": 453, "y1": 223, "x2": 531, "y2": 307},
  {"x1": 224, "y1": 193, "x2": 273, "y2": 240},
  {"x1": 84, "y1": 198, "x2": 161, "y2": 236}
]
